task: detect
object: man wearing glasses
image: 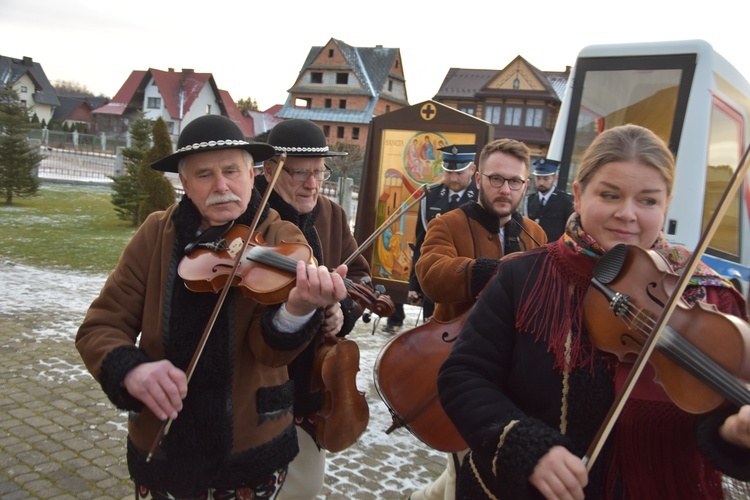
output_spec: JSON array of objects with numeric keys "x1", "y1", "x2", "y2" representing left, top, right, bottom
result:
[
  {"x1": 256, "y1": 119, "x2": 371, "y2": 500},
  {"x1": 411, "y1": 138, "x2": 546, "y2": 500},
  {"x1": 403, "y1": 144, "x2": 478, "y2": 328},
  {"x1": 416, "y1": 138, "x2": 546, "y2": 324}
]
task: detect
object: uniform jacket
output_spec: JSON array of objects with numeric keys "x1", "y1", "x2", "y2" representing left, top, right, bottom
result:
[
  {"x1": 415, "y1": 201, "x2": 546, "y2": 322},
  {"x1": 76, "y1": 194, "x2": 323, "y2": 495},
  {"x1": 526, "y1": 188, "x2": 574, "y2": 241},
  {"x1": 255, "y1": 176, "x2": 370, "y2": 420}
]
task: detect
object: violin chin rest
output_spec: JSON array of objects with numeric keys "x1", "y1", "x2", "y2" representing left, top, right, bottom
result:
[{"x1": 595, "y1": 244, "x2": 628, "y2": 284}]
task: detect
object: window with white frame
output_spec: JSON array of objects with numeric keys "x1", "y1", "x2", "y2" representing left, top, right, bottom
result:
[
  {"x1": 504, "y1": 106, "x2": 523, "y2": 126},
  {"x1": 147, "y1": 97, "x2": 161, "y2": 109},
  {"x1": 525, "y1": 107, "x2": 544, "y2": 127},
  {"x1": 484, "y1": 105, "x2": 502, "y2": 124}
]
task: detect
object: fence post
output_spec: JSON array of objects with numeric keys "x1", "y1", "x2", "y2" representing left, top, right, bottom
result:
[
  {"x1": 29, "y1": 139, "x2": 41, "y2": 178},
  {"x1": 114, "y1": 147, "x2": 124, "y2": 176},
  {"x1": 338, "y1": 176, "x2": 353, "y2": 219},
  {"x1": 42, "y1": 126, "x2": 48, "y2": 146},
  {"x1": 101, "y1": 132, "x2": 107, "y2": 153},
  {"x1": 72, "y1": 130, "x2": 79, "y2": 148}
]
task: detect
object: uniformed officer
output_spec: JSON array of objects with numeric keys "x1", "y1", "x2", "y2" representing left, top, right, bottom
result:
[{"x1": 526, "y1": 158, "x2": 574, "y2": 241}]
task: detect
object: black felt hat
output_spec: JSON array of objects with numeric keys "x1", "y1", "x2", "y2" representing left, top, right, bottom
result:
[
  {"x1": 438, "y1": 144, "x2": 476, "y2": 172},
  {"x1": 267, "y1": 119, "x2": 347, "y2": 157},
  {"x1": 150, "y1": 114, "x2": 276, "y2": 173}
]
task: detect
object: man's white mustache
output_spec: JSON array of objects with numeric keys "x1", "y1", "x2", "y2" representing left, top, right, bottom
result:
[{"x1": 205, "y1": 193, "x2": 241, "y2": 206}]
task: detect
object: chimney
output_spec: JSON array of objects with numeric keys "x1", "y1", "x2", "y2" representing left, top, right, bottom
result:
[
  {"x1": 168, "y1": 68, "x2": 174, "y2": 72},
  {"x1": 22, "y1": 56, "x2": 33, "y2": 65},
  {"x1": 182, "y1": 68, "x2": 194, "y2": 73}
]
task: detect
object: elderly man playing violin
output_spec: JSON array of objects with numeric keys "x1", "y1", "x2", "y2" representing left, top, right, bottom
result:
[
  {"x1": 76, "y1": 114, "x2": 347, "y2": 499},
  {"x1": 255, "y1": 119, "x2": 371, "y2": 499},
  {"x1": 439, "y1": 124, "x2": 750, "y2": 500}
]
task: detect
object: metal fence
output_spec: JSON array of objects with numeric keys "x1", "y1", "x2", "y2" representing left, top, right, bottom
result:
[
  {"x1": 28, "y1": 128, "x2": 128, "y2": 155},
  {"x1": 34, "y1": 145, "x2": 356, "y2": 197}
]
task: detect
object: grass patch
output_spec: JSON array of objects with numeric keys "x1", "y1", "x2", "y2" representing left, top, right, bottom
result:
[{"x1": 0, "y1": 182, "x2": 136, "y2": 274}]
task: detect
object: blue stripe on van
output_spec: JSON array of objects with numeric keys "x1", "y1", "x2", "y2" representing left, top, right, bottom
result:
[{"x1": 701, "y1": 254, "x2": 750, "y2": 282}]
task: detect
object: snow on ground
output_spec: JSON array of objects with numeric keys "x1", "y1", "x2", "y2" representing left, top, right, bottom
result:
[{"x1": 0, "y1": 260, "x2": 444, "y2": 497}]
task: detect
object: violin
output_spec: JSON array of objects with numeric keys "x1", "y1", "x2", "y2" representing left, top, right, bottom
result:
[
  {"x1": 178, "y1": 223, "x2": 395, "y2": 314},
  {"x1": 311, "y1": 336, "x2": 370, "y2": 452},
  {"x1": 178, "y1": 224, "x2": 314, "y2": 304},
  {"x1": 374, "y1": 311, "x2": 469, "y2": 452},
  {"x1": 179, "y1": 222, "x2": 394, "y2": 452},
  {"x1": 580, "y1": 145, "x2": 750, "y2": 470},
  {"x1": 584, "y1": 243, "x2": 750, "y2": 414}
]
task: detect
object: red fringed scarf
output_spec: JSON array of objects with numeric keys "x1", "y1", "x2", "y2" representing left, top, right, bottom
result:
[{"x1": 515, "y1": 214, "x2": 737, "y2": 499}]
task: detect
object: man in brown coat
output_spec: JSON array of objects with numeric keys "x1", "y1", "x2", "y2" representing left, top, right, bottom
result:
[
  {"x1": 76, "y1": 115, "x2": 347, "y2": 498},
  {"x1": 417, "y1": 138, "x2": 547, "y2": 323},
  {"x1": 411, "y1": 138, "x2": 546, "y2": 500},
  {"x1": 256, "y1": 119, "x2": 371, "y2": 499}
]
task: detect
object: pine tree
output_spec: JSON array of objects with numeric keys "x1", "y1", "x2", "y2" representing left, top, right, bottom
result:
[
  {"x1": 137, "y1": 117, "x2": 176, "y2": 225},
  {"x1": 110, "y1": 115, "x2": 151, "y2": 225},
  {"x1": 0, "y1": 86, "x2": 43, "y2": 205}
]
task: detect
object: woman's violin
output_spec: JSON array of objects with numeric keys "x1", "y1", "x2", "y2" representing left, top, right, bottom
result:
[{"x1": 584, "y1": 243, "x2": 750, "y2": 415}]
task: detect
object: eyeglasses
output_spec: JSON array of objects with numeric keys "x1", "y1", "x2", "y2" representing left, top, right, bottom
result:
[
  {"x1": 281, "y1": 166, "x2": 332, "y2": 183},
  {"x1": 480, "y1": 173, "x2": 527, "y2": 191}
]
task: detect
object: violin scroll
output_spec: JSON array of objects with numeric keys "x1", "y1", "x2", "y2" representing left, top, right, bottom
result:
[{"x1": 346, "y1": 278, "x2": 395, "y2": 318}]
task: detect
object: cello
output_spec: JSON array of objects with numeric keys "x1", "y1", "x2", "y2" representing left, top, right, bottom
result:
[{"x1": 374, "y1": 310, "x2": 469, "y2": 452}]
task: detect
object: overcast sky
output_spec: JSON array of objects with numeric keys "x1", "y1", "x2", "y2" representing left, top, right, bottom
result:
[{"x1": 2, "y1": 0, "x2": 749, "y2": 111}]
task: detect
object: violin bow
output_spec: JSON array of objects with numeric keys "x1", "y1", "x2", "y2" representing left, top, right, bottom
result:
[
  {"x1": 343, "y1": 182, "x2": 437, "y2": 267},
  {"x1": 146, "y1": 152, "x2": 287, "y2": 462},
  {"x1": 583, "y1": 144, "x2": 750, "y2": 470}
]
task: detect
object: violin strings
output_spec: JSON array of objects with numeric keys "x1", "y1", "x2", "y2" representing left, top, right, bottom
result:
[
  {"x1": 246, "y1": 247, "x2": 356, "y2": 290},
  {"x1": 616, "y1": 301, "x2": 750, "y2": 407}
]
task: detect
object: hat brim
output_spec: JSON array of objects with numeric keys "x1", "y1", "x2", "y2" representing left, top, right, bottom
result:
[
  {"x1": 441, "y1": 161, "x2": 474, "y2": 173},
  {"x1": 272, "y1": 149, "x2": 348, "y2": 158},
  {"x1": 151, "y1": 143, "x2": 276, "y2": 173}
]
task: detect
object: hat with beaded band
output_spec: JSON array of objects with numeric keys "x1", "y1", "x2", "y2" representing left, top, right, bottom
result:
[
  {"x1": 267, "y1": 119, "x2": 347, "y2": 157},
  {"x1": 150, "y1": 114, "x2": 276, "y2": 173}
]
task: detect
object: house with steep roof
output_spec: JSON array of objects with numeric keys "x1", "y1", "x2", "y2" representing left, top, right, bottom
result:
[
  {"x1": 52, "y1": 96, "x2": 108, "y2": 132},
  {"x1": 93, "y1": 68, "x2": 222, "y2": 137},
  {"x1": 92, "y1": 68, "x2": 274, "y2": 140},
  {"x1": 433, "y1": 56, "x2": 570, "y2": 158},
  {"x1": 276, "y1": 38, "x2": 409, "y2": 149},
  {"x1": 0, "y1": 55, "x2": 61, "y2": 125}
]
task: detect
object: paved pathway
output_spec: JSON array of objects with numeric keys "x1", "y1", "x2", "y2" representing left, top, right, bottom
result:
[{"x1": 0, "y1": 261, "x2": 444, "y2": 499}]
